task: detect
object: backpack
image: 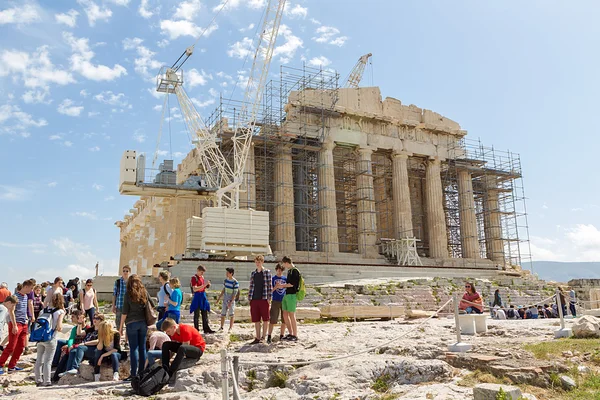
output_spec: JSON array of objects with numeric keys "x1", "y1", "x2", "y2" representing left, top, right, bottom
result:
[
  {"x1": 292, "y1": 268, "x2": 306, "y2": 301},
  {"x1": 30, "y1": 307, "x2": 58, "y2": 343},
  {"x1": 131, "y1": 364, "x2": 170, "y2": 397},
  {"x1": 506, "y1": 309, "x2": 516, "y2": 319}
]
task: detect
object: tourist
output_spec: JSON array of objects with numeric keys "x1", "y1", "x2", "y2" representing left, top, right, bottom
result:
[
  {"x1": 40, "y1": 282, "x2": 49, "y2": 302},
  {"x1": 26, "y1": 279, "x2": 36, "y2": 332},
  {"x1": 492, "y1": 289, "x2": 502, "y2": 308},
  {"x1": 146, "y1": 329, "x2": 170, "y2": 367},
  {"x1": 58, "y1": 314, "x2": 103, "y2": 378},
  {"x1": 459, "y1": 282, "x2": 484, "y2": 314},
  {"x1": 112, "y1": 265, "x2": 131, "y2": 342},
  {"x1": 525, "y1": 305, "x2": 539, "y2": 319},
  {"x1": 279, "y1": 256, "x2": 301, "y2": 341},
  {"x1": 216, "y1": 267, "x2": 239, "y2": 332},
  {"x1": 506, "y1": 305, "x2": 520, "y2": 319},
  {"x1": 157, "y1": 277, "x2": 182, "y2": 331},
  {"x1": 94, "y1": 321, "x2": 122, "y2": 382},
  {"x1": 190, "y1": 265, "x2": 215, "y2": 334},
  {"x1": 495, "y1": 306, "x2": 507, "y2": 320},
  {"x1": 0, "y1": 282, "x2": 11, "y2": 303},
  {"x1": 52, "y1": 309, "x2": 86, "y2": 380},
  {"x1": 120, "y1": 274, "x2": 153, "y2": 381},
  {"x1": 569, "y1": 288, "x2": 577, "y2": 317},
  {"x1": 156, "y1": 271, "x2": 172, "y2": 321},
  {"x1": 32, "y1": 285, "x2": 43, "y2": 322},
  {"x1": 0, "y1": 279, "x2": 34, "y2": 374},
  {"x1": 43, "y1": 277, "x2": 63, "y2": 307},
  {"x1": 0, "y1": 296, "x2": 17, "y2": 351},
  {"x1": 248, "y1": 255, "x2": 272, "y2": 344},
  {"x1": 161, "y1": 318, "x2": 205, "y2": 383},
  {"x1": 545, "y1": 304, "x2": 556, "y2": 318},
  {"x1": 537, "y1": 305, "x2": 546, "y2": 318},
  {"x1": 557, "y1": 287, "x2": 567, "y2": 317},
  {"x1": 34, "y1": 294, "x2": 65, "y2": 387},
  {"x1": 80, "y1": 279, "x2": 99, "y2": 324},
  {"x1": 66, "y1": 278, "x2": 81, "y2": 300},
  {"x1": 517, "y1": 305, "x2": 526, "y2": 319},
  {"x1": 268, "y1": 263, "x2": 286, "y2": 343}
]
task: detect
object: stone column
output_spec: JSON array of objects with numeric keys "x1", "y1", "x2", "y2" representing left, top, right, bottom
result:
[
  {"x1": 239, "y1": 143, "x2": 256, "y2": 209},
  {"x1": 356, "y1": 146, "x2": 379, "y2": 258},
  {"x1": 391, "y1": 151, "x2": 413, "y2": 238},
  {"x1": 273, "y1": 144, "x2": 296, "y2": 255},
  {"x1": 483, "y1": 176, "x2": 504, "y2": 263},
  {"x1": 318, "y1": 141, "x2": 339, "y2": 254},
  {"x1": 457, "y1": 168, "x2": 480, "y2": 259},
  {"x1": 425, "y1": 157, "x2": 448, "y2": 258}
]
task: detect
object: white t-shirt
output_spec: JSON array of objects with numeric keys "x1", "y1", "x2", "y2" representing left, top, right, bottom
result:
[
  {"x1": 0, "y1": 304, "x2": 8, "y2": 325},
  {"x1": 50, "y1": 309, "x2": 65, "y2": 330}
]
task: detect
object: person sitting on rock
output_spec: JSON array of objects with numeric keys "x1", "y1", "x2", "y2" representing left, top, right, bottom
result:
[
  {"x1": 494, "y1": 306, "x2": 507, "y2": 320},
  {"x1": 517, "y1": 305, "x2": 526, "y2": 319},
  {"x1": 146, "y1": 330, "x2": 171, "y2": 368},
  {"x1": 58, "y1": 313, "x2": 104, "y2": 377},
  {"x1": 543, "y1": 304, "x2": 555, "y2": 318},
  {"x1": 525, "y1": 305, "x2": 539, "y2": 319},
  {"x1": 94, "y1": 321, "x2": 122, "y2": 382},
  {"x1": 506, "y1": 305, "x2": 520, "y2": 319},
  {"x1": 459, "y1": 282, "x2": 483, "y2": 314},
  {"x1": 537, "y1": 305, "x2": 546, "y2": 318},
  {"x1": 160, "y1": 318, "x2": 205, "y2": 384},
  {"x1": 52, "y1": 309, "x2": 87, "y2": 381}
]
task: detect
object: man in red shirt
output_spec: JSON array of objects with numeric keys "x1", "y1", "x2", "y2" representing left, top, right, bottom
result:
[
  {"x1": 0, "y1": 282, "x2": 11, "y2": 303},
  {"x1": 160, "y1": 318, "x2": 205, "y2": 382}
]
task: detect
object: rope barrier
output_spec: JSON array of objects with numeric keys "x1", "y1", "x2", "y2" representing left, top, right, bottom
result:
[
  {"x1": 459, "y1": 293, "x2": 557, "y2": 311},
  {"x1": 237, "y1": 298, "x2": 453, "y2": 367}
]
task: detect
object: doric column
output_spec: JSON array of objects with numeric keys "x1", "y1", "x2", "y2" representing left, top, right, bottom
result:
[
  {"x1": 391, "y1": 151, "x2": 413, "y2": 238},
  {"x1": 273, "y1": 144, "x2": 296, "y2": 254},
  {"x1": 239, "y1": 143, "x2": 256, "y2": 209},
  {"x1": 356, "y1": 146, "x2": 379, "y2": 258},
  {"x1": 425, "y1": 157, "x2": 448, "y2": 258},
  {"x1": 483, "y1": 176, "x2": 504, "y2": 263},
  {"x1": 318, "y1": 141, "x2": 339, "y2": 254},
  {"x1": 457, "y1": 168, "x2": 480, "y2": 259}
]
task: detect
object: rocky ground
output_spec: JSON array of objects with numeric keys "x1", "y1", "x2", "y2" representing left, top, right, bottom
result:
[{"x1": 1, "y1": 312, "x2": 594, "y2": 400}]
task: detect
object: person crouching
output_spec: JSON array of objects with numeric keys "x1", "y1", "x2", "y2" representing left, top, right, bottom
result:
[{"x1": 160, "y1": 318, "x2": 205, "y2": 384}]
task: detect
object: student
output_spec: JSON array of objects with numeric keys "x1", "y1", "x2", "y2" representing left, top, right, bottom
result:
[
  {"x1": 112, "y1": 266, "x2": 131, "y2": 342},
  {"x1": 0, "y1": 282, "x2": 11, "y2": 303},
  {"x1": 52, "y1": 309, "x2": 86, "y2": 381},
  {"x1": 279, "y1": 256, "x2": 300, "y2": 341},
  {"x1": 517, "y1": 306, "x2": 526, "y2": 319},
  {"x1": 34, "y1": 294, "x2": 65, "y2": 387},
  {"x1": 0, "y1": 279, "x2": 34, "y2": 373},
  {"x1": 525, "y1": 306, "x2": 539, "y2": 319},
  {"x1": 0, "y1": 296, "x2": 17, "y2": 352},
  {"x1": 161, "y1": 318, "x2": 205, "y2": 383},
  {"x1": 58, "y1": 314, "x2": 104, "y2": 377},
  {"x1": 248, "y1": 255, "x2": 272, "y2": 344},
  {"x1": 157, "y1": 278, "x2": 182, "y2": 331},
  {"x1": 64, "y1": 284, "x2": 75, "y2": 313},
  {"x1": 94, "y1": 321, "x2": 122, "y2": 382},
  {"x1": 267, "y1": 263, "x2": 286, "y2": 343},
  {"x1": 120, "y1": 274, "x2": 153, "y2": 381},
  {"x1": 156, "y1": 271, "x2": 172, "y2": 321},
  {"x1": 43, "y1": 277, "x2": 64, "y2": 308},
  {"x1": 459, "y1": 282, "x2": 484, "y2": 314},
  {"x1": 506, "y1": 305, "x2": 519, "y2": 320},
  {"x1": 190, "y1": 265, "x2": 215, "y2": 334},
  {"x1": 146, "y1": 330, "x2": 170, "y2": 367},
  {"x1": 569, "y1": 288, "x2": 577, "y2": 317},
  {"x1": 32, "y1": 285, "x2": 43, "y2": 322},
  {"x1": 216, "y1": 268, "x2": 239, "y2": 332},
  {"x1": 537, "y1": 305, "x2": 546, "y2": 318},
  {"x1": 80, "y1": 279, "x2": 99, "y2": 324},
  {"x1": 544, "y1": 304, "x2": 555, "y2": 319}
]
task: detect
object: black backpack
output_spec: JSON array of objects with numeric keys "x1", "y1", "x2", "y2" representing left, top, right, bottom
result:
[{"x1": 131, "y1": 364, "x2": 170, "y2": 396}]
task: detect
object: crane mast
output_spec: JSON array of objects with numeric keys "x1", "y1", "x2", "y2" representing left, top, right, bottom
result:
[{"x1": 344, "y1": 53, "x2": 372, "y2": 88}]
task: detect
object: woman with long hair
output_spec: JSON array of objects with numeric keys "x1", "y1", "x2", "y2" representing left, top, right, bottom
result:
[
  {"x1": 94, "y1": 321, "x2": 122, "y2": 381},
  {"x1": 80, "y1": 279, "x2": 99, "y2": 324},
  {"x1": 119, "y1": 274, "x2": 154, "y2": 381},
  {"x1": 459, "y1": 282, "x2": 484, "y2": 314},
  {"x1": 34, "y1": 293, "x2": 65, "y2": 386}
]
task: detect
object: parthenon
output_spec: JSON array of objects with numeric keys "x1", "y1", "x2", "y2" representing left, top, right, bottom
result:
[{"x1": 116, "y1": 66, "x2": 529, "y2": 276}]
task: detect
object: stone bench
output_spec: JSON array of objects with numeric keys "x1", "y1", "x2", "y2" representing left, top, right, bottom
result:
[{"x1": 458, "y1": 314, "x2": 488, "y2": 335}]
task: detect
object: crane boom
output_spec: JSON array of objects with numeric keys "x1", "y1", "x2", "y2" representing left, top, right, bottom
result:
[{"x1": 344, "y1": 53, "x2": 372, "y2": 88}]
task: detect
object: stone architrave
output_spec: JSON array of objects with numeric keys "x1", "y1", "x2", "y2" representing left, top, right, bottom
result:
[
  {"x1": 391, "y1": 151, "x2": 413, "y2": 238},
  {"x1": 273, "y1": 144, "x2": 296, "y2": 255},
  {"x1": 457, "y1": 167, "x2": 480, "y2": 259},
  {"x1": 355, "y1": 147, "x2": 379, "y2": 258},
  {"x1": 318, "y1": 141, "x2": 339, "y2": 254},
  {"x1": 425, "y1": 157, "x2": 448, "y2": 258},
  {"x1": 483, "y1": 176, "x2": 504, "y2": 263}
]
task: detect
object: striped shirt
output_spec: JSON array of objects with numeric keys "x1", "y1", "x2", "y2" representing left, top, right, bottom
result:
[
  {"x1": 223, "y1": 278, "x2": 239, "y2": 295},
  {"x1": 15, "y1": 292, "x2": 29, "y2": 325}
]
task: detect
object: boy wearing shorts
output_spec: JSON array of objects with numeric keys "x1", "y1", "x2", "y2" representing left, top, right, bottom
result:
[
  {"x1": 217, "y1": 268, "x2": 239, "y2": 331},
  {"x1": 279, "y1": 256, "x2": 300, "y2": 342},
  {"x1": 248, "y1": 255, "x2": 272, "y2": 344},
  {"x1": 267, "y1": 263, "x2": 286, "y2": 344}
]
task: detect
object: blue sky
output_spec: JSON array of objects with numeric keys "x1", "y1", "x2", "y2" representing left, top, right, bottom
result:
[{"x1": 1, "y1": 0, "x2": 599, "y2": 290}]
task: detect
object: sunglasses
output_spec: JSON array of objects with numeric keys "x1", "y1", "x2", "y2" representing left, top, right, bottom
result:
[
  {"x1": 465, "y1": 286, "x2": 471, "y2": 288},
  {"x1": 86, "y1": 284, "x2": 93, "y2": 287}
]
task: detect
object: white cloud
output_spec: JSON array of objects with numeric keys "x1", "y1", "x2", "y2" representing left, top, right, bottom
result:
[
  {"x1": 308, "y1": 56, "x2": 331, "y2": 67},
  {"x1": 329, "y1": 36, "x2": 348, "y2": 47},
  {"x1": 64, "y1": 32, "x2": 127, "y2": 81},
  {"x1": 107, "y1": 0, "x2": 131, "y2": 5},
  {"x1": 239, "y1": 23, "x2": 254, "y2": 33},
  {"x1": 531, "y1": 224, "x2": 600, "y2": 262},
  {"x1": 0, "y1": 4, "x2": 40, "y2": 25},
  {"x1": 191, "y1": 97, "x2": 216, "y2": 108},
  {"x1": 55, "y1": 9, "x2": 79, "y2": 27},
  {"x1": 227, "y1": 37, "x2": 253, "y2": 59},
  {"x1": 157, "y1": 39, "x2": 169, "y2": 48},
  {"x1": 213, "y1": 0, "x2": 265, "y2": 12},
  {"x1": 273, "y1": 25, "x2": 303, "y2": 61},
  {"x1": 0, "y1": 46, "x2": 76, "y2": 88},
  {"x1": 139, "y1": 0, "x2": 154, "y2": 18},
  {"x1": 0, "y1": 104, "x2": 47, "y2": 137},
  {"x1": 94, "y1": 91, "x2": 129, "y2": 106},
  {"x1": 134, "y1": 45, "x2": 162, "y2": 77},
  {"x1": 160, "y1": 19, "x2": 218, "y2": 40},
  {"x1": 88, "y1": 111, "x2": 99, "y2": 117},
  {"x1": 153, "y1": 105, "x2": 162, "y2": 111},
  {"x1": 0, "y1": 185, "x2": 31, "y2": 201},
  {"x1": 104, "y1": 195, "x2": 115, "y2": 201},
  {"x1": 208, "y1": 88, "x2": 219, "y2": 97},
  {"x1": 174, "y1": 0, "x2": 202, "y2": 21},
  {"x1": 22, "y1": 88, "x2": 51, "y2": 104},
  {"x1": 57, "y1": 99, "x2": 84, "y2": 117},
  {"x1": 49, "y1": 134, "x2": 63, "y2": 141},
  {"x1": 312, "y1": 25, "x2": 347, "y2": 46},
  {"x1": 77, "y1": 0, "x2": 112, "y2": 26},
  {"x1": 89, "y1": 146, "x2": 100, "y2": 152},
  {"x1": 122, "y1": 37, "x2": 144, "y2": 50},
  {"x1": 92, "y1": 183, "x2": 104, "y2": 191},
  {"x1": 72, "y1": 211, "x2": 98, "y2": 220},
  {"x1": 187, "y1": 68, "x2": 211, "y2": 87},
  {"x1": 285, "y1": 3, "x2": 307, "y2": 19},
  {"x1": 63, "y1": 140, "x2": 73, "y2": 147},
  {"x1": 47, "y1": 182, "x2": 58, "y2": 187},
  {"x1": 133, "y1": 130, "x2": 146, "y2": 143}
]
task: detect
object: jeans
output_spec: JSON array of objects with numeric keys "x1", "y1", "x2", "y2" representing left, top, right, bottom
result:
[
  {"x1": 93, "y1": 348, "x2": 121, "y2": 374},
  {"x1": 161, "y1": 341, "x2": 202, "y2": 376},
  {"x1": 157, "y1": 307, "x2": 166, "y2": 322},
  {"x1": 156, "y1": 310, "x2": 181, "y2": 331},
  {"x1": 35, "y1": 338, "x2": 57, "y2": 384},
  {"x1": 52, "y1": 339, "x2": 68, "y2": 367},
  {"x1": 570, "y1": 303, "x2": 577, "y2": 317},
  {"x1": 66, "y1": 344, "x2": 97, "y2": 371},
  {"x1": 85, "y1": 307, "x2": 95, "y2": 324},
  {"x1": 465, "y1": 307, "x2": 483, "y2": 315},
  {"x1": 147, "y1": 350, "x2": 162, "y2": 367},
  {"x1": 126, "y1": 320, "x2": 148, "y2": 377},
  {"x1": 0, "y1": 322, "x2": 28, "y2": 368}
]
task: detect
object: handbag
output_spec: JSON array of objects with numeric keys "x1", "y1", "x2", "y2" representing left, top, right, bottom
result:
[{"x1": 144, "y1": 292, "x2": 157, "y2": 326}]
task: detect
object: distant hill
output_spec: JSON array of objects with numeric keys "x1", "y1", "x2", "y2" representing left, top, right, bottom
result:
[{"x1": 530, "y1": 261, "x2": 600, "y2": 283}]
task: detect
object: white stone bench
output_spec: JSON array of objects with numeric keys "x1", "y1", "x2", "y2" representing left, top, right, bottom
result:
[{"x1": 458, "y1": 314, "x2": 488, "y2": 335}]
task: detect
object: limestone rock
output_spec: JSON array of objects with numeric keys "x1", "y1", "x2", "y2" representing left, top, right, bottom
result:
[
  {"x1": 560, "y1": 375, "x2": 576, "y2": 391},
  {"x1": 572, "y1": 315, "x2": 600, "y2": 338},
  {"x1": 78, "y1": 359, "x2": 131, "y2": 381},
  {"x1": 578, "y1": 365, "x2": 590, "y2": 374},
  {"x1": 473, "y1": 383, "x2": 522, "y2": 400}
]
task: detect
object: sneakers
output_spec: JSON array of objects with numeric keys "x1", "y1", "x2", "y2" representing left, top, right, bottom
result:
[
  {"x1": 123, "y1": 376, "x2": 133, "y2": 382},
  {"x1": 279, "y1": 335, "x2": 284, "y2": 340},
  {"x1": 94, "y1": 373, "x2": 100, "y2": 382},
  {"x1": 113, "y1": 372, "x2": 120, "y2": 381},
  {"x1": 289, "y1": 335, "x2": 298, "y2": 342},
  {"x1": 266, "y1": 335, "x2": 272, "y2": 344},
  {"x1": 59, "y1": 368, "x2": 78, "y2": 377},
  {"x1": 8, "y1": 367, "x2": 24, "y2": 372},
  {"x1": 249, "y1": 338, "x2": 261, "y2": 345}
]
